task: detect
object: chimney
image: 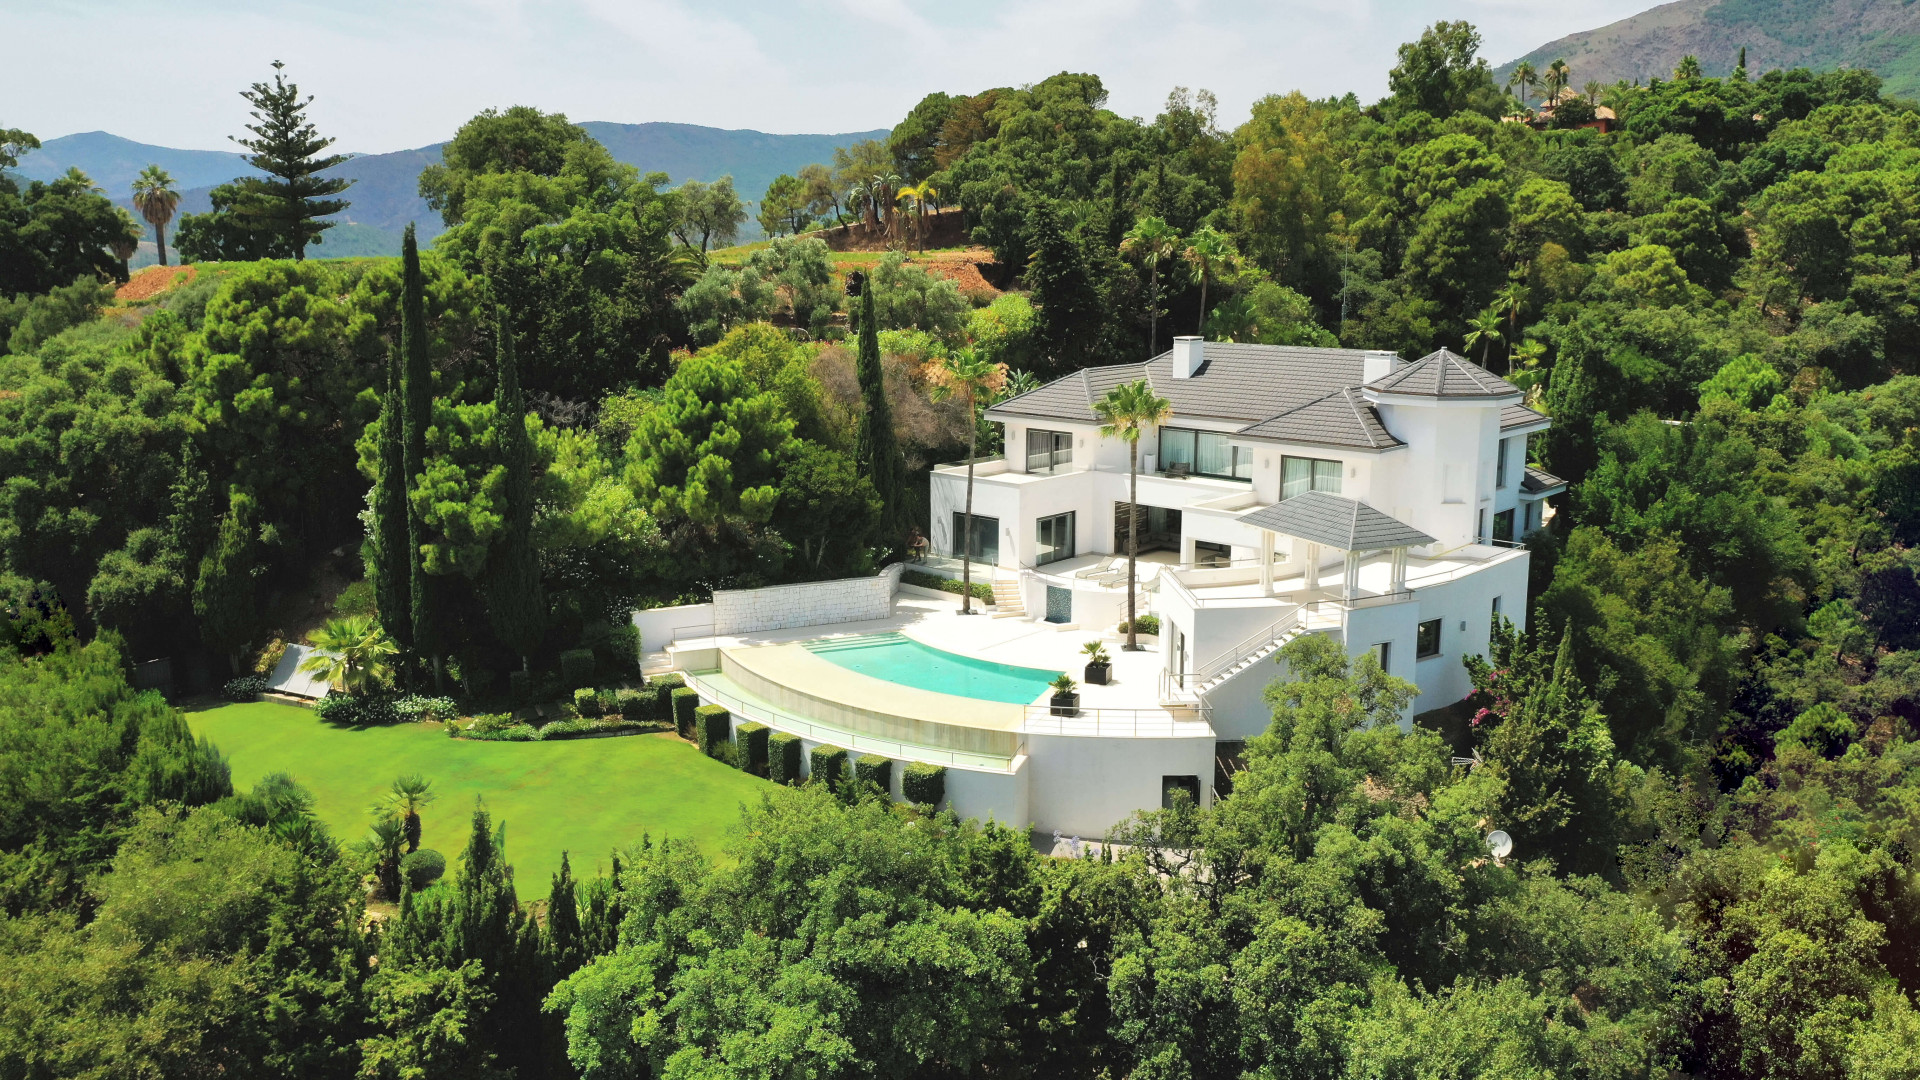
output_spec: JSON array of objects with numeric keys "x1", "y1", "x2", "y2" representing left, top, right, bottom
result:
[
  {"x1": 1171, "y1": 336, "x2": 1204, "y2": 379},
  {"x1": 1363, "y1": 350, "x2": 1400, "y2": 384}
]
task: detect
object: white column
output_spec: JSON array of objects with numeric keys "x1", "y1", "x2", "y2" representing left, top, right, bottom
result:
[
  {"x1": 1304, "y1": 543, "x2": 1321, "y2": 592},
  {"x1": 1259, "y1": 531, "x2": 1274, "y2": 596},
  {"x1": 1390, "y1": 547, "x2": 1408, "y2": 593},
  {"x1": 1343, "y1": 550, "x2": 1360, "y2": 600}
]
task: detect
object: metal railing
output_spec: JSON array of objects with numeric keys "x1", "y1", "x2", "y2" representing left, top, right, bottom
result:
[
  {"x1": 1021, "y1": 703, "x2": 1212, "y2": 737},
  {"x1": 1194, "y1": 607, "x2": 1305, "y2": 685},
  {"x1": 681, "y1": 671, "x2": 1020, "y2": 769}
]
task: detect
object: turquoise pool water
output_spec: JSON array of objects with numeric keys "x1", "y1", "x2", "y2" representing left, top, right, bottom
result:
[{"x1": 804, "y1": 633, "x2": 1062, "y2": 704}]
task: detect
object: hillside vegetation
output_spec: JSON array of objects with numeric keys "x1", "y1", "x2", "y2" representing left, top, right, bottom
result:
[{"x1": 1501, "y1": 0, "x2": 1920, "y2": 99}]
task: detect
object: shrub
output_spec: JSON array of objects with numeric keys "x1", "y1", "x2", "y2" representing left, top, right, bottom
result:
[
  {"x1": 768, "y1": 732, "x2": 803, "y2": 785},
  {"x1": 902, "y1": 761, "x2": 947, "y2": 807},
  {"x1": 1117, "y1": 614, "x2": 1161, "y2": 636},
  {"x1": 598, "y1": 688, "x2": 620, "y2": 716},
  {"x1": 901, "y1": 569, "x2": 994, "y2": 605},
  {"x1": 393, "y1": 695, "x2": 458, "y2": 723},
  {"x1": 223, "y1": 675, "x2": 267, "y2": 701},
  {"x1": 332, "y1": 579, "x2": 377, "y2": 618},
  {"x1": 670, "y1": 687, "x2": 700, "y2": 739},
  {"x1": 507, "y1": 669, "x2": 531, "y2": 704},
  {"x1": 574, "y1": 687, "x2": 602, "y2": 717},
  {"x1": 695, "y1": 704, "x2": 731, "y2": 757},
  {"x1": 616, "y1": 687, "x2": 648, "y2": 720},
  {"x1": 854, "y1": 754, "x2": 892, "y2": 795},
  {"x1": 313, "y1": 694, "x2": 401, "y2": 726},
  {"x1": 401, "y1": 848, "x2": 446, "y2": 891},
  {"x1": 559, "y1": 648, "x2": 596, "y2": 688},
  {"x1": 735, "y1": 721, "x2": 769, "y2": 775},
  {"x1": 651, "y1": 673, "x2": 685, "y2": 720},
  {"x1": 809, "y1": 744, "x2": 849, "y2": 787},
  {"x1": 469, "y1": 712, "x2": 517, "y2": 733},
  {"x1": 251, "y1": 638, "x2": 286, "y2": 676}
]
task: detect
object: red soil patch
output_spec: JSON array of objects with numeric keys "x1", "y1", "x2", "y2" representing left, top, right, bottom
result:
[
  {"x1": 923, "y1": 258, "x2": 1000, "y2": 298},
  {"x1": 117, "y1": 264, "x2": 197, "y2": 302}
]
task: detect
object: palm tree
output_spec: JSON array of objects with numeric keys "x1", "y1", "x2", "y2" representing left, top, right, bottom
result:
[
  {"x1": 299, "y1": 614, "x2": 398, "y2": 695},
  {"x1": 357, "y1": 814, "x2": 406, "y2": 899},
  {"x1": 1094, "y1": 380, "x2": 1173, "y2": 652},
  {"x1": 898, "y1": 181, "x2": 938, "y2": 251},
  {"x1": 130, "y1": 165, "x2": 181, "y2": 267},
  {"x1": 1510, "y1": 339, "x2": 1550, "y2": 404},
  {"x1": 1464, "y1": 307, "x2": 1505, "y2": 368},
  {"x1": 1508, "y1": 61, "x2": 1538, "y2": 108},
  {"x1": 1675, "y1": 55, "x2": 1702, "y2": 80},
  {"x1": 109, "y1": 208, "x2": 141, "y2": 271},
  {"x1": 1493, "y1": 281, "x2": 1530, "y2": 372},
  {"x1": 931, "y1": 348, "x2": 1009, "y2": 614},
  {"x1": 1544, "y1": 60, "x2": 1571, "y2": 107},
  {"x1": 1182, "y1": 227, "x2": 1241, "y2": 336},
  {"x1": 1584, "y1": 81, "x2": 1603, "y2": 106},
  {"x1": 378, "y1": 773, "x2": 437, "y2": 853},
  {"x1": 1120, "y1": 216, "x2": 1183, "y2": 358},
  {"x1": 869, "y1": 172, "x2": 902, "y2": 239}
]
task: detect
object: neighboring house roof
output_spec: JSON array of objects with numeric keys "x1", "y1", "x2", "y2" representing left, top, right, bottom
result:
[
  {"x1": 1501, "y1": 403, "x2": 1550, "y2": 430},
  {"x1": 986, "y1": 343, "x2": 1407, "y2": 450},
  {"x1": 1237, "y1": 491, "x2": 1436, "y2": 551},
  {"x1": 1520, "y1": 466, "x2": 1568, "y2": 496},
  {"x1": 267, "y1": 643, "x2": 333, "y2": 699},
  {"x1": 1365, "y1": 348, "x2": 1522, "y2": 400}
]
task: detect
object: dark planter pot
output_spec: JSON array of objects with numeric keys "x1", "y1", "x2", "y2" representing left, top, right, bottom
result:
[
  {"x1": 1084, "y1": 662, "x2": 1111, "y2": 685},
  {"x1": 1050, "y1": 692, "x2": 1080, "y2": 717}
]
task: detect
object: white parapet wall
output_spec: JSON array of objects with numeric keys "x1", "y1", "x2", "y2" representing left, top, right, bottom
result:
[{"x1": 711, "y1": 564, "x2": 905, "y2": 635}]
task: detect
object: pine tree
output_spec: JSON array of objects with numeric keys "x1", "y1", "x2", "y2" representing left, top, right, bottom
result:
[
  {"x1": 228, "y1": 61, "x2": 353, "y2": 259},
  {"x1": 546, "y1": 852, "x2": 585, "y2": 979},
  {"x1": 371, "y1": 346, "x2": 412, "y2": 653},
  {"x1": 194, "y1": 487, "x2": 258, "y2": 674},
  {"x1": 399, "y1": 225, "x2": 440, "y2": 690},
  {"x1": 484, "y1": 307, "x2": 544, "y2": 670},
  {"x1": 852, "y1": 277, "x2": 905, "y2": 547}
]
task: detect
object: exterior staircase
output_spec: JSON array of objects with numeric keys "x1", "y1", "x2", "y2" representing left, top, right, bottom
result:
[
  {"x1": 990, "y1": 579, "x2": 1026, "y2": 618},
  {"x1": 1188, "y1": 608, "x2": 1308, "y2": 696},
  {"x1": 1193, "y1": 626, "x2": 1304, "y2": 695}
]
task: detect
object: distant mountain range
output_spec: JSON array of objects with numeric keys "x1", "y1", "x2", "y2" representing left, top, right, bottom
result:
[
  {"x1": 14, "y1": 123, "x2": 888, "y2": 262},
  {"x1": 1498, "y1": 0, "x2": 1920, "y2": 100}
]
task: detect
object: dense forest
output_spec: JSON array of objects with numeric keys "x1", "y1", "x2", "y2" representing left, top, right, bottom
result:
[{"x1": 4, "y1": 21, "x2": 1920, "y2": 1078}]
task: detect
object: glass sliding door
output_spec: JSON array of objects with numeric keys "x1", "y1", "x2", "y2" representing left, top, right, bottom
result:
[
  {"x1": 1036, "y1": 511, "x2": 1076, "y2": 566},
  {"x1": 950, "y1": 512, "x2": 999, "y2": 564}
]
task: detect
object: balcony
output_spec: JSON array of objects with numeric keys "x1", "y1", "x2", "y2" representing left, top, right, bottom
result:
[{"x1": 1158, "y1": 544, "x2": 1528, "y2": 610}]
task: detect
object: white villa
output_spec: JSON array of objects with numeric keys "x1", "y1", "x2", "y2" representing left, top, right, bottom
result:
[{"x1": 649, "y1": 339, "x2": 1563, "y2": 841}]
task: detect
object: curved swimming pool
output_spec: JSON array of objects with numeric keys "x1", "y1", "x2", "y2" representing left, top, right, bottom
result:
[{"x1": 804, "y1": 632, "x2": 1062, "y2": 704}]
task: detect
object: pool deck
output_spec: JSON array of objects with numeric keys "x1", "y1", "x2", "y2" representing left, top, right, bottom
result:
[{"x1": 666, "y1": 595, "x2": 1175, "y2": 716}]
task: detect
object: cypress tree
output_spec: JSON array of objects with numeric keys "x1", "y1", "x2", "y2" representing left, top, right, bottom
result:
[
  {"x1": 851, "y1": 276, "x2": 905, "y2": 546},
  {"x1": 194, "y1": 487, "x2": 258, "y2": 675},
  {"x1": 372, "y1": 346, "x2": 412, "y2": 652},
  {"x1": 1026, "y1": 201, "x2": 1104, "y2": 374},
  {"x1": 484, "y1": 307, "x2": 543, "y2": 670},
  {"x1": 546, "y1": 852, "x2": 584, "y2": 979},
  {"x1": 400, "y1": 225, "x2": 440, "y2": 689}
]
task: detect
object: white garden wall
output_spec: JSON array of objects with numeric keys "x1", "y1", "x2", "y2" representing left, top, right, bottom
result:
[{"x1": 707, "y1": 564, "x2": 905, "y2": 635}]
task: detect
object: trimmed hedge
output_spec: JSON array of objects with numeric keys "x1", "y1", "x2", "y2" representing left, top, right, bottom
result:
[
  {"x1": 401, "y1": 848, "x2": 446, "y2": 891},
  {"x1": 854, "y1": 754, "x2": 892, "y2": 795},
  {"x1": 573, "y1": 687, "x2": 602, "y2": 717},
  {"x1": 650, "y1": 674, "x2": 685, "y2": 720},
  {"x1": 670, "y1": 687, "x2": 700, "y2": 739},
  {"x1": 615, "y1": 687, "x2": 647, "y2": 720},
  {"x1": 768, "y1": 732, "x2": 803, "y2": 785},
  {"x1": 1116, "y1": 614, "x2": 1161, "y2": 636},
  {"x1": 694, "y1": 704, "x2": 731, "y2": 757},
  {"x1": 903, "y1": 761, "x2": 947, "y2": 807},
  {"x1": 559, "y1": 648, "x2": 596, "y2": 688},
  {"x1": 736, "y1": 721, "x2": 770, "y2": 775},
  {"x1": 902, "y1": 569, "x2": 994, "y2": 605},
  {"x1": 809, "y1": 744, "x2": 849, "y2": 787},
  {"x1": 223, "y1": 675, "x2": 267, "y2": 701}
]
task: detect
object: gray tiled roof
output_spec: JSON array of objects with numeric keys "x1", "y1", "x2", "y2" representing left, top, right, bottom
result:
[
  {"x1": 1367, "y1": 349, "x2": 1521, "y2": 399},
  {"x1": 985, "y1": 342, "x2": 1401, "y2": 450},
  {"x1": 1237, "y1": 491, "x2": 1436, "y2": 551},
  {"x1": 1520, "y1": 466, "x2": 1567, "y2": 495},
  {"x1": 1501, "y1": 403, "x2": 1549, "y2": 430}
]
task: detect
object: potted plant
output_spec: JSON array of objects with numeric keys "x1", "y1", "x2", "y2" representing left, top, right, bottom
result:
[
  {"x1": 1082, "y1": 641, "x2": 1112, "y2": 685},
  {"x1": 1049, "y1": 673, "x2": 1080, "y2": 716}
]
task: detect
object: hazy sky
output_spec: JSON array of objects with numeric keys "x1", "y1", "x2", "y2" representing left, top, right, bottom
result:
[{"x1": 5, "y1": 1, "x2": 1657, "y2": 152}]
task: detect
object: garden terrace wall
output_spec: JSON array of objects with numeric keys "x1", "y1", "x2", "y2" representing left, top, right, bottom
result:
[{"x1": 710, "y1": 565, "x2": 904, "y2": 635}]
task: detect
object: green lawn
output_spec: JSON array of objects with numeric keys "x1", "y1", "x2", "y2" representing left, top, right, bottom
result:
[{"x1": 188, "y1": 702, "x2": 770, "y2": 898}]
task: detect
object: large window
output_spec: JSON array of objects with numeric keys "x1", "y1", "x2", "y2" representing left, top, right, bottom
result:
[
  {"x1": 1281, "y1": 456, "x2": 1343, "y2": 501},
  {"x1": 1496, "y1": 436, "x2": 1511, "y2": 489},
  {"x1": 1492, "y1": 508, "x2": 1515, "y2": 544},
  {"x1": 1159, "y1": 427, "x2": 1253, "y2": 481},
  {"x1": 1036, "y1": 511, "x2": 1076, "y2": 566},
  {"x1": 951, "y1": 512, "x2": 999, "y2": 564},
  {"x1": 1026, "y1": 428, "x2": 1072, "y2": 473},
  {"x1": 1416, "y1": 618, "x2": 1442, "y2": 658}
]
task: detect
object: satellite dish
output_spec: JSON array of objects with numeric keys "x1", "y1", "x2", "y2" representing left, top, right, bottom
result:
[{"x1": 1486, "y1": 830, "x2": 1514, "y2": 859}]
